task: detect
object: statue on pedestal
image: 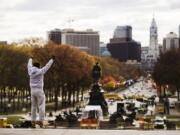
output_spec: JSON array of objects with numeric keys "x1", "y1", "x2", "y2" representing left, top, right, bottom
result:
[{"x1": 88, "y1": 62, "x2": 108, "y2": 116}]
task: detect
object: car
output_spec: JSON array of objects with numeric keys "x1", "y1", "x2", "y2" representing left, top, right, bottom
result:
[
  {"x1": 169, "y1": 98, "x2": 177, "y2": 109},
  {"x1": 169, "y1": 102, "x2": 176, "y2": 108},
  {"x1": 5, "y1": 124, "x2": 14, "y2": 128},
  {"x1": 108, "y1": 98, "x2": 116, "y2": 102},
  {"x1": 154, "y1": 116, "x2": 166, "y2": 129}
]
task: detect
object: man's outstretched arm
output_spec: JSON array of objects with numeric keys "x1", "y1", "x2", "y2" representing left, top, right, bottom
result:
[
  {"x1": 40, "y1": 57, "x2": 54, "y2": 74},
  {"x1": 27, "y1": 58, "x2": 33, "y2": 75}
]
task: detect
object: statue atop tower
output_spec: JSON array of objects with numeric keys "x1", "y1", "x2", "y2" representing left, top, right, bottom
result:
[
  {"x1": 141, "y1": 17, "x2": 160, "y2": 72},
  {"x1": 89, "y1": 62, "x2": 108, "y2": 116},
  {"x1": 149, "y1": 17, "x2": 159, "y2": 60},
  {"x1": 150, "y1": 18, "x2": 157, "y2": 37}
]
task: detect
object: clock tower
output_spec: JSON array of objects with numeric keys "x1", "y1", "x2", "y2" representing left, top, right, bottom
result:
[{"x1": 149, "y1": 18, "x2": 159, "y2": 59}]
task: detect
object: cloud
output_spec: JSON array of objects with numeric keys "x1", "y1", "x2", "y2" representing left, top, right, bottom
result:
[
  {"x1": 169, "y1": 0, "x2": 180, "y2": 10},
  {"x1": 0, "y1": 0, "x2": 180, "y2": 46}
]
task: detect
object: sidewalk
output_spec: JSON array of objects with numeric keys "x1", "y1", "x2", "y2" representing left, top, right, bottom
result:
[{"x1": 0, "y1": 129, "x2": 180, "y2": 135}]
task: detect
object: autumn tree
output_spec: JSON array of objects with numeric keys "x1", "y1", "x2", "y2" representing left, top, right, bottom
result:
[
  {"x1": 0, "y1": 38, "x2": 143, "y2": 114},
  {"x1": 32, "y1": 44, "x2": 94, "y2": 110},
  {"x1": 0, "y1": 44, "x2": 30, "y2": 113}
]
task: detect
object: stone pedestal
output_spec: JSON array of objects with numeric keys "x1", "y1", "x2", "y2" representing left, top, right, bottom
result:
[{"x1": 88, "y1": 83, "x2": 108, "y2": 116}]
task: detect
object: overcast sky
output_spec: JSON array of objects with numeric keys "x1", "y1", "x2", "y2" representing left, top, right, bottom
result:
[{"x1": 0, "y1": 0, "x2": 180, "y2": 46}]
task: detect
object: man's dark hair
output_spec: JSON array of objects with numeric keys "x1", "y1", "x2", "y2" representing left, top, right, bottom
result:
[{"x1": 33, "y1": 62, "x2": 40, "y2": 68}]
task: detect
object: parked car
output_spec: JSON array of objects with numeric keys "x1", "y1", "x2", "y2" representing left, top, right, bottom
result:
[
  {"x1": 154, "y1": 116, "x2": 166, "y2": 129},
  {"x1": 169, "y1": 102, "x2": 176, "y2": 108},
  {"x1": 108, "y1": 98, "x2": 116, "y2": 102},
  {"x1": 169, "y1": 98, "x2": 177, "y2": 109}
]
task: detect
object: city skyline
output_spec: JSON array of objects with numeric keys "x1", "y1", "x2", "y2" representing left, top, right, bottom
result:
[{"x1": 0, "y1": 0, "x2": 180, "y2": 46}]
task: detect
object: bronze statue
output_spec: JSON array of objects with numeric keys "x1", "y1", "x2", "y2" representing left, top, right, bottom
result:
[
  {"x1": 89, "y1": 62, "x2": 108, "y2": 116},
  {"x1": 92, "y1": 62, "x2": 101, "y2": 82}
]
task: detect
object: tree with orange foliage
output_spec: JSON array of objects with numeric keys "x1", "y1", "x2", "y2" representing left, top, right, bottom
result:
[
  {"x1": 32, "y1": 44, "x2": 94, "y2": 110},
  {"x1": 101, "y1": 76, "x2": 117, "y2": 91}
]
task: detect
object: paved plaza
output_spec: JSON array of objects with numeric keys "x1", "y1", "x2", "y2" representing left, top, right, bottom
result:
[{"x1": 0, "y1": 129, "x2": 180, "y2": 135}]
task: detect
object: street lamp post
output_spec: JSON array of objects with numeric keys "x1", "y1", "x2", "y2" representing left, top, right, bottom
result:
[
  {"x1": 22, "y1": 107, "x2": 27, "y2": 115},
  {"x1": 4, "y1": 98, "x2": 8, "y2": 115},
  {"x1": 7, "y1": 103, "x2": 11, "y2": 114},
  {"x1": 24, "y1": 98, "x2": 27, "y2": 112}
]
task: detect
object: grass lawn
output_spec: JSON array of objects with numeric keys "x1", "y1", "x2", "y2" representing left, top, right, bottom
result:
[
  {"x1": 172, "y1": 121, "x2": 180, "y2": 127},
  {"x1": 167, "y1": 115, "x2": 180, "y2": 119},
  {"x1": 136, "y1": 114, "x2": 155, "y2": 119}
]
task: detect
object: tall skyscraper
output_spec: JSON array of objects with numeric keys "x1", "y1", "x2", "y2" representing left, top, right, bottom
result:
[
  {"x1": 107, "y1": 25, "x2": 141, "y2": 62},
  {"x1": 141, "y1": 17, "x2": 160, "y2": 72},
  {"x1": 163, "y1": 32, "x2": 179, "y2": 51},
  {"x1": 113, "y1": 26, "x2": 132, "y2": 41},
  {"x1": 48, "y1": 29, "x2": 100, "y2": 56}
]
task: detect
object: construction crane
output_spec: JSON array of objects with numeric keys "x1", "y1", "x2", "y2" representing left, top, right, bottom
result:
[{"x1": 67, "y1": 18, "x2": 74, "y2": 28}]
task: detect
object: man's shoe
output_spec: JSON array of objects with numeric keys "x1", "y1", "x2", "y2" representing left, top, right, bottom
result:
[
  {"x1": 37, "y1": 121, "x2": 45, "y2": 128},
  {"x1": 31, "y1": 121, "x2": 36, "y2": 128}
]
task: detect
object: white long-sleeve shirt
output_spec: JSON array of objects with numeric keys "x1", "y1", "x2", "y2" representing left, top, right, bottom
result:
[{"x1": 27, "y1": 58, "x2": 54, "y2": 90}]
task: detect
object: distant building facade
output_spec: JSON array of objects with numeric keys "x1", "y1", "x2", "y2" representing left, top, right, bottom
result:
[
  {"x1": 100, "y1": 43, "x2": 111, "y2": 57},
  {"x1": 113, "y1": 26, "x2": 132, "y2": 41},
  {"x1": 141, "y1": 47, "x2": 149, "y2": 63},
  {"x1": 48, "y1": 29, "x2": 99, "y2": 56},
  {"x1": 48, "y1": 29, "x2": 62, "y2": 44},
  {"x1": 0, "y1": 41, "x2": 7, "y2": 44},
  {"x1": 76, "y1": 46, "x2": 90, "y2": 54},
  {"x1": 107, "y1": 25, "x2": 141, "y2": 62},
  {"x1": 163, "y1": 32, "x2": 180, "y2": 52}
]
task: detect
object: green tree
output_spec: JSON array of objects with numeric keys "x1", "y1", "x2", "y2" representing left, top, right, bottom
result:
[{"x1": 153, "y1": 49, "x2": 180, "y2": 101}]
